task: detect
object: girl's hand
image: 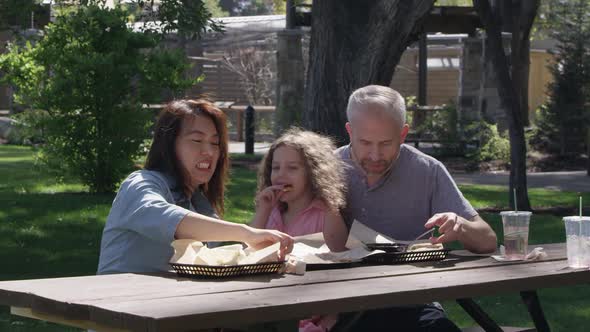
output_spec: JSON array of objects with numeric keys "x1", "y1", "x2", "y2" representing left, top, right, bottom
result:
[
  {"x1": 243, "y1": 227, "x2": 294, "y2": 260},
  {"x1": 255, "y1": 185, "x2": 285, "y2": 212}
]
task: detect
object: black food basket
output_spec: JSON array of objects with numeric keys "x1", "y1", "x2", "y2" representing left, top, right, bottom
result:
[
  {"x1": 362, "y1": 247, "x2": 450, "y2": 265},
  {"x1": 306, "y1": 244, "x2": 449, "y2": 271},
  {"x1": 170, "y1": 261, "x2": 285, "y2": 279},
  {"x1": 365, "y1": 243, "x2": 407, "y2": 253}
]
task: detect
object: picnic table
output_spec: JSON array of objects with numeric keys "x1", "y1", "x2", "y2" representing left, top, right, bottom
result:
[{"x1": 0, "y1": 243, "x2": 588, "y2": 332}]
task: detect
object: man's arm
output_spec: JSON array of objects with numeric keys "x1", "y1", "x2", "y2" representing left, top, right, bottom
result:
[{"x1": 425, "y1": 213, "x2": 497, "y2": 254}]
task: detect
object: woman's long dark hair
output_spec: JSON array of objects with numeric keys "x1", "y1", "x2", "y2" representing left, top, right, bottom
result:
[{"x1": 145, "y1": 99, "x2": 229, "y2": 216}]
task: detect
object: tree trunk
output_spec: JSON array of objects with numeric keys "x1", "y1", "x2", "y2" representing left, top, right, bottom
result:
[
  {"x1": 303, "y1": 0, "x2": 434, "y2": 145},
  {"x1": 498, "y1": 1, "x2": 536, "y2": 127},
  {"x1": 474, "y1": 0, "x2": 538, "y2": 211}
]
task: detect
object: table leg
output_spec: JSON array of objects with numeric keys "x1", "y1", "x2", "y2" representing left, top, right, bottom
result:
[
  {"x1": 456, "y1": 298, "x2": 503, "y2": 332},
  {"x1": 520, "y1": 290, "x2": 551, "y2": 332}
]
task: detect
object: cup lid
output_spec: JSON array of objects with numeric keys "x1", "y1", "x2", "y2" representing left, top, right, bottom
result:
[
  {"x1": 563, "y1": 216, "x2": 590, "y2": 222},
  {"x1": 500, "y1": 211, "x2": 532, "y2": 217}
]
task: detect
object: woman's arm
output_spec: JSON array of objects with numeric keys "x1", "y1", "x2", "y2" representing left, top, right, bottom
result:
[
  {"x1": 176, "y1": 212, "x2": 294, "y2": 258},
  {"x1": 323, "y1": 210, "x2": 348, "y2": 252}
]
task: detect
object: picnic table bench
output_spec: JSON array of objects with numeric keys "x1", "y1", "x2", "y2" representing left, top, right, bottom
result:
[{"x1": 0, "y1": 243, "x2": 587, "y2": 332}]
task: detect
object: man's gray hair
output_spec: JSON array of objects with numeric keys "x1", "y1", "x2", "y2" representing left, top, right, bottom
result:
[{"x1": 346, "y1": 85, "x2": 406, "y2": 129}]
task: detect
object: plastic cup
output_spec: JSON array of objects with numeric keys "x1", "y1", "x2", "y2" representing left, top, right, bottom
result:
[
  {"x1": 582, "y1": 217, "x2": 590, "y2": 267},
  {"x1": 563, "y1": 216, "x2": 590, "y2": 268},
  {"x1": 500, "y1": 211, "x2": 532, "y2": 260}
]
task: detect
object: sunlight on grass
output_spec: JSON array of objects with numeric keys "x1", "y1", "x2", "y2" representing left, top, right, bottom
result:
[
  {"x1": 461, "y1": 184, "x2": 590, "y2": 209},
  {"x1": 17, "y1": 225, "x2": 46, "y2": 239}
]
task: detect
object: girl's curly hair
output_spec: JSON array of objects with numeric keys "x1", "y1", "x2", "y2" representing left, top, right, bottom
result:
[{"x1": 257, "y1": 128, "x2": 347, "y2": 212}]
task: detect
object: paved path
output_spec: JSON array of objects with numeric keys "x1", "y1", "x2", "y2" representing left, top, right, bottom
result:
[
  {"x1": 229, "y1": 141, "x2": 590, "y2": 192},
  {"x1": 229, "y1": 141, "x2": 270, "y2": 155},
  {"x1": 452, "y1": 171, "x2": 589, "y2": 192}
]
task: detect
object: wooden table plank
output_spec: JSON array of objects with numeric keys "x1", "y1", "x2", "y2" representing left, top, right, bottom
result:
[
  {"x1": 0, "y1": 245, "x2": 566, "y2": 315},
  {"x1": 11, "y1": 307, "x2": 130, "y2": 332},
  {"x1": 0, "y1": 243, "x2": 566, "y2": 310},
  {"x1": 0, "y1": 244, "x2": 572, "y2": 331},
  {"x1": 87, "y1": 259, "x2": 589, "y2": 331}
]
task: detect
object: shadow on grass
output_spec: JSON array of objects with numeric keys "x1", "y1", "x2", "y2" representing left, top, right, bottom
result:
[
  {"x1": 444, "y1": 284, "x2": 590, "y2": 331},
  {"x1": 0, "y1": 192, "x2": 114, "y2": 281}
]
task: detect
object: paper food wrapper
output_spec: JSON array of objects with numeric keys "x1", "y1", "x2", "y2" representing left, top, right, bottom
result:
[
  {"x1": 169, "y1": 240, "x2": 280, "y2": 266},
  {"x1": 347, "y1": 219, "x2": 396, "y2": 245},
  {"x1": 170, "y1": 220, "x2": 397, "y2": 267},
  {"x1": 291, "y1": 220, "x2": 394, "y2": 265}
]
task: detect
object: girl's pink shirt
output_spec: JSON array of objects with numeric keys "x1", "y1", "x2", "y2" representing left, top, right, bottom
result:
[
  {"x1": 265, "y1": 198, "x2": 337, "y2": 332},
  {"x1": 265, "y1": 199, "x2": 327, "y2": 236}
]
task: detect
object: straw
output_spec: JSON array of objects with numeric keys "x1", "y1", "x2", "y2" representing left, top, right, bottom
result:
[
  {"x1": 513, "y1": 188, "x2": 518, "y2": 212},
  {"x1": 580, "y1": 196, "x2": 583, "y2": 218}
]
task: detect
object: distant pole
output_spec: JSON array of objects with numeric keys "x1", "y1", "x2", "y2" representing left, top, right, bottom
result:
[
  {"x1": 286, "y1": 0, "x2": 296, "y2": 29},
  {"x1": 413, "y1": 32, "x2": 428, "y2": 132},
  {"x1": 245, "y1": 105, "x2": 255, "y2": 155},
  {"x1": 418, "y1": 32, "x2": 427, "y2": 107},
  {"x1": 587, "y1": 128, "x2": 589, "y2": 176}
]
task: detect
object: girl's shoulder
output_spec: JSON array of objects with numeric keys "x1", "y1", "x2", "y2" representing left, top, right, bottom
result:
[{"x1": 306, "y1": 199, "x2": 329, "y2": 213}]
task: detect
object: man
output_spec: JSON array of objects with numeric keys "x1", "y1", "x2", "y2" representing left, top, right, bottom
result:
[{"x1": 334, "y1": 85, "x2": 497, "y2": 331}]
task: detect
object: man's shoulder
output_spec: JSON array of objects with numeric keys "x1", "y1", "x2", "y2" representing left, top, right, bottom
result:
[
  {"x1": 334, "y1": 144, "x2": 350, "y2": 159},
  {"x1": 334, "y1": 144, "x2": 355, "y2": 167},
  {"x1": 400, "y1": 144, "x2": 445, "y2": 170}
]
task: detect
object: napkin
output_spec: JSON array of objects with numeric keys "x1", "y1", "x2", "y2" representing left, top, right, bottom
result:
[
  {"x1": 281, "y1": 256, "x2": 307, "y2": 275},
  {"x1": 346, "y1": 220, "x2": 395, "y2": 246},
  {"x1": 491, "y1": 246, "x2": 548, "y2": 262}
]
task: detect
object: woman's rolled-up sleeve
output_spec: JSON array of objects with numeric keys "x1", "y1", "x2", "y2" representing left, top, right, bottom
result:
[{"x1": 109, "y1": 172, "x2": 190, "y2": 245}]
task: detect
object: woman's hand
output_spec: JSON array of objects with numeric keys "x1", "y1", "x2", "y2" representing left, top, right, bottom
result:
[
  {"x1": 243, "y1": 227, "x2": 294, "y2": 260},
  {"x1": 255, "y1": 185, "x2": 285, "y2": 213}
]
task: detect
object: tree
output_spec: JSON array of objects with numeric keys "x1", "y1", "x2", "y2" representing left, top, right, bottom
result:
[
  {"x1": 221, "y1": 46, "x2": 275, "y2": 105},
  {"x1": 0, "y1": 4, "x2": 199, "y2": 192},
  {"x1": 473, "y1": 0, "x2": 539, "y2": 211},
  {"x1": 302, "y1": 1, "x2": 435, "y2": 145},
  {"x1": 532, "y1": 0, "x2": 590, "y2": 156},
  {"x1": 204, "y1": 0, "x2": 229, "y2": 17}
]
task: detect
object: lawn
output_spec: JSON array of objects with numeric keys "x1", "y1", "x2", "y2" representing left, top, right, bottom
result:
[{"x1": 0, "y1": 145, "x2": 589, "y2": 331}]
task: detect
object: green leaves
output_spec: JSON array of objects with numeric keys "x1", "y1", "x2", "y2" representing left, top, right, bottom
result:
[{"x1": 0, "y1": 3, "x2": 205, "y2": 192}]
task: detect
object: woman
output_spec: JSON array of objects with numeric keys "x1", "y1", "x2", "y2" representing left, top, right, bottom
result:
[{"x1": 97, "y1": 99, "x2": 293, "y2": 274}]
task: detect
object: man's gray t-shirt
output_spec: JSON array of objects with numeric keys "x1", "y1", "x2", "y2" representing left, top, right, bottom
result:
[
  {"x1": 97, "y1": 170, "x2": 217, "y2": 274},
  {"x1": 336, "y1": 144, "x2": 478, "y2": 241}
]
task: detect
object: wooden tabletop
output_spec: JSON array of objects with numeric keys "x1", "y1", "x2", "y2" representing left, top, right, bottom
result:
[{"x1": 1, "y1": 243, "x2": 588, "y2": 332}]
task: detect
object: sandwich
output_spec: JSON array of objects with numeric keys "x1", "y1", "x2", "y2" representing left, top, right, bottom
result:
[{"x1": 407, "y1": 242, "x2": 444, "y2": 252}]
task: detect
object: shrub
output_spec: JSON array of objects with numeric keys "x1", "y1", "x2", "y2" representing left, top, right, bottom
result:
[
  {"x1": 464, "y1": 120, "x2": 510, "y2": 162},
  {"x1": 0, "y1": 5, "x2": 195, "y2": 192}
]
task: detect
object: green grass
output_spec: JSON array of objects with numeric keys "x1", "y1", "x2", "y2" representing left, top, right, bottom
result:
[
  {"x1": 0, "y1": 145, "x2": 589, "y2": 331},
  {"x1": 462, "y1": 184, "x2": 590, "y2": 210}
]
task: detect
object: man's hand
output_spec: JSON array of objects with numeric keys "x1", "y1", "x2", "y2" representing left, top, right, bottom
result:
[
  {"x1": 424, "y1": 212, "x2": 463, "y2": 244},
  {"x1": 424, "y1": 213, "x2": 498, "y2": 253}
]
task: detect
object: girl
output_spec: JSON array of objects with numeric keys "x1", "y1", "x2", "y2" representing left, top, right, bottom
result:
[
  {"x1": 251, "y1": 128, "x2": 348, "y2": 332},
  {"x1": 251, "y1": 128, "x2": 348, "y2": 254},
  {"x1": 97, "y1": 99, "x2": 292, "y2": 275}
]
